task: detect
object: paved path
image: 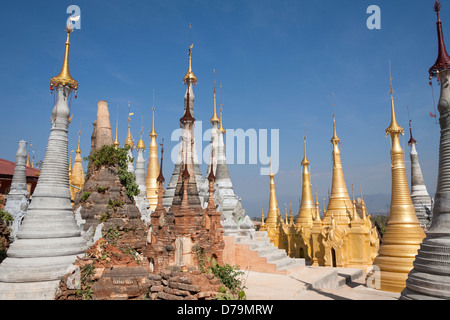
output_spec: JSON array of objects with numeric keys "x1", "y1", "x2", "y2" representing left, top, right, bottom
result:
[{"x1": 243, "y1": 267, "x2": 400, "y2": 300}]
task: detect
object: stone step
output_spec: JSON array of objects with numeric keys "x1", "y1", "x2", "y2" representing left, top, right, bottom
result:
[
  {"x1": 0, "y1": 280, "x2": 61, "y2": 300},
  {"x1": 7, "y1": 237, "x2": 87, "y2": 258},
  {"x1": 0, "y1": 256, "x2": 82, "y2": 282},
  {"x1": 261, "y1": 249, "x2": 288, "y2": 263}
]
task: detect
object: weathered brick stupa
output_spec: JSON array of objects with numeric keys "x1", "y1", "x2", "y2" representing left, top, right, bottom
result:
[
  {"x1": 408, "y1": 121, "x2": 433, "y2": 228},
  {"x1": 145, "y1": 80, "x2": 224, "y2": 273},
  {"x1": 74, "y1": 145, "x2": 143, "y2": 234},
  {"x1": 3, "y1": 140, "x2": 30, "y2": 240},
  {"x1": 371, "y1": 62, "x2": 426, "y2": 294},
  {"x1": 401, "y1": 1, "x2": 450, "y2": 300},
  {"x1": 163, "y1": 45, "x2": 206, "y2": 208},
  {"x1": 94, "y1": 101, "x2": 113, "y2": 151},
  {"x1": 0, "y1": 27, "x2": 87, "y2": 300}
]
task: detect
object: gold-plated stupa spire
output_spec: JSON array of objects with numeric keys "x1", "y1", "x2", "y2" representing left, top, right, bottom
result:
[
  {"x1": 265, "y1": 160, "x2": 280, "y2": 228},
  {"x1": 372, "y1": 61, "x2": 426, "y2": 293},
  {"x1": 124, "y1": 102, "x2": 135, "y2": 149},
  {"x1": 297, "y1": 135, "x2": 314, "y2": 228},
  {"x1": 183, "y1": 44, "x2": 197, "y2": 84},
  {"x1": 113, "y1": 105, "x2": 120, "y2": 148},
  {"x1": 218, "y1": 83, "x2": 226, "y2": 134},
  {"x1": 326, "y1": 106, "x2": 353, "y2": 225},
  {"x1": 136, "y1": 123, "x2": 145, "y2": 150},
  {"x1": 211, "y1": 70, "x2": 220, "y2": 124},
  {"x1": 146, "y1": 92, "x2": 160, "y2": 210},
  {"x1": 50, "y1": 27, "x2": 78, "y2": 90},
  {"x1": 70, "y1": 130, "x2": 85, "y2": 202}
]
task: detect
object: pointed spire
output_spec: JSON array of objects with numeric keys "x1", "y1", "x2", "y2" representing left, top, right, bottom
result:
[
  {"x1": 360, "y1": 186, "x2": 367, "y2": 221},
  {"x1": 125, "y1": 102, "x2": 135, "y2": 149},
  {"x1": 266, "y1": 159, "x2": 280, "y2": 228},
  {"x1": 331, "y1": 99, "x2": 340, "y2": 145},
  {"x1": 136, "y1": 122, "x2": 145, "y2": 150},
  {"x1": 301, "y1": 134, "x2": 310, "y2": 166},
  {"x1": 183, "y1": 44, "x2": 197, "y2": 84},
  {"x1": 386, "y1": 61, "x2": 404, "y2": 136},
  {"x1": 76, "y1": 130, "x2": 81, "y2": 154},
  {"x1": 218, "y1": 83, "x2": 226, "y2": 134},
  {"x1": 180, "y1": 85, "x2": 195, "y2": 123},
  {"x1": 211, "y1": 70, "x2": 220, "y2": 124},
  {"x1": 408, "y1": 120, "x2": 417, "y2": 146},
  {"x1": 429, "y1": 1, "x2": 450, "y2": 77},
  {"x1": 150, "y1": 89, "x2": 157, "y2": 138},
  {"x1": 50, "y1": 27, "x2": 78, "y2": 90},
  {"x1": 157, "y1": 139, "x2": 165, "y2": 184},
  {"x1": 114, "y1": 105, "x2": 120, "y2": 148},
  {"x1": 289, "y1": 201, "x2": 294, "y2": 225}
]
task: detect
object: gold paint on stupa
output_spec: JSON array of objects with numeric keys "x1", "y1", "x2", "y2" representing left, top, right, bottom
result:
[
  {"x1": 50, "y1": 27, "x2": 78, "y2": 90},
  {"x1": 183, "y1": 44, "x2": 197, "y2": 84},
  {"x1": 70, "y1": 131, "x2": 85, "y2": 203},
  {"x1": 136, "y1": 126, "x2": 145, "y2": 151},
  {"x1": 371, "y1": 62, "x2": 426, "y2": 293},
  {"x1": 308, "y1": 110, "x2": 380, "y2": 269},
  {"x1": 211, "y1": 71, "x2": 220, "y2": 124},
  {"x1": 124, "y1": 102, "x2": 135, "y2": 149},
  {"x1": 296, "y1": 135, "x2": 314, "y2": 229},
  {"x1": 146, "y1": 99, "x2": 160, "y2": 211}
]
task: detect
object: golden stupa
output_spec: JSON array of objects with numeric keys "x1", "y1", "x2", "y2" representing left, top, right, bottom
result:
[
  {"x1": 260, "y1": 146, "x2": 317, "y2": 261},
  {"x1": 145, "y1": 103, "x2": 160, "y2": 210},
  {"x1": 69, "y1": 131, "x2": 85, "y2": 203},
  {"x1": 124, "y1": 102, "x2": 135, "y2": 149},
  {"x1": 309, "y1": 110, "x2": 380, "y2": 269},
  {"x1": 371, "y1": 62, "x2": 426, "y2": 293},
  {"x1": 50, "y1": 27, "x2": 78, "y2": 90}
]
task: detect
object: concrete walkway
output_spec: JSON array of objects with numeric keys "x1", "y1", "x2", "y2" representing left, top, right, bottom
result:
[{"x1": 243, "y1": 266, "x2": 400, "y2": 300}]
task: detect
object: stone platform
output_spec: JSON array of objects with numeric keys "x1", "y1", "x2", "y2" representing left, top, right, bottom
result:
[{"x1": 244, "y1": 267, "x2": 400, "y2": 300}]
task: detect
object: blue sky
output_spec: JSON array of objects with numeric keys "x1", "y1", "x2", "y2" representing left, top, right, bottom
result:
[{"x1": 0, "y1": 0, "x2": 445, "y2": 217}]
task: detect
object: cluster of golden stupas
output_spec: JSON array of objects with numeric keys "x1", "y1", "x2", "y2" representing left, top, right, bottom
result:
[{"x1": 259, "y1": 59, "x2": 429, "y2": 293}]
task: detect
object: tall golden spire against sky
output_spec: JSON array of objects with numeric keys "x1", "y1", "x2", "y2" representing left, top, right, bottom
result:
[
  {"x1": 325, "y1": 102, "x2": 352, "y2": 225},
  {"x1": 183, "y1": 42, "x2": 197, "y2": 84},
  {"x1": 50, "y1": 27, "x2": 78, "y2": 90},
  {"x1": 211, "y1": 70, "x2": 220, "y2": 124},
  {"x1": 372, "y1": 61, "x2": 426, "y2": 293},
  {"x1": 265, "y1": 160, "x2": 280, "y2": 228},
  {"x1": 296, "y1": 134, "x2": 314, "y2": 228},
  {"x1": 136, "y1": 117, "x2": 145, "y2": 150},
  {"x1": 146, "y1": 90, "x2": 160, "y2": 210},
  {"x1": 218, "y1": 83, "x2": 226, "y2": 134},
  {"x1": 124, "y1": 102, "x2": 135, "y2": 149},
  {"x1": 70, "y1": 130, "x2": 85, "y2": 203}
]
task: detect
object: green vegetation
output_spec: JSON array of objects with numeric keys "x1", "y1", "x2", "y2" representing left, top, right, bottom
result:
[
  {"x1": 194, "y1": 244, "x2": 247, "y2": 300},
  {"x1": 85, "y1": 145, "x2": 140, "y2": 199},
  {"x1": 96, "y1": 186, "x2": 107, "y2": 194},
  {"x1": 80, "y1": 192, "x2": 91, "y2": 203},
  {"x1": 74, "y1": 263, "x2": 95, "y2": 300},
  {"x1": 103, "y1": 225, "x2": 120, "y2": 246},
  {"x1": 107, "y1": 198, "x2": 124, "y2": 213},
  {"x1": 0, "y1": 209, "x2": 13, "y2": 227},
  {"x1": 370, "y1": 215, "x2": 389, "y2": 236}
]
